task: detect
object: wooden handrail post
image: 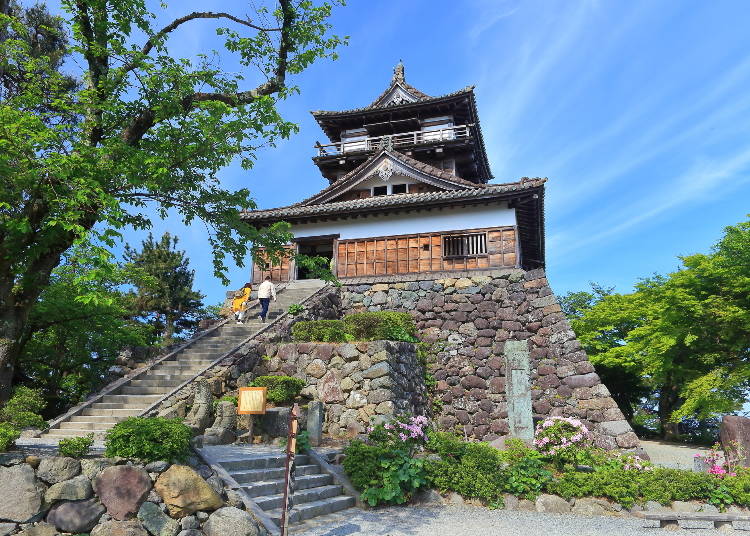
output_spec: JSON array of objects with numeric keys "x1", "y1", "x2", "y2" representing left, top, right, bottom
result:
[{"x1": 280, "y1": 403, "x2": 300, "y2": 536}]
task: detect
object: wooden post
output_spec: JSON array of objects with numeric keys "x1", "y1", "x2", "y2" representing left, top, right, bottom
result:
[{"x1": 280, "y1": 403, "x2": 299, "y2": 536}]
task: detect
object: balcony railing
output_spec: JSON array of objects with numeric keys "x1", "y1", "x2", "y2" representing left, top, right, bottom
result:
[{"x1": 314, "y1": 124, "x2": 472, "y2": 157}]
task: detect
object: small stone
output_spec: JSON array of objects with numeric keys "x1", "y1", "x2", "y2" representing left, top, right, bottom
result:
[
  {"x1": 137, "y1": 501, "x2": 179, "y2": 536},
  {"x1": 535, "y1": 494, "x2": 570, "y2": 514},
  {"x1": 645, "y1": 501, "x2": 668, "y2": 512},
  {"x1": 25, "y1": 455, "x2": 41, "y2": 468},
  {"x1": 91, "y1": 520, "x2": 149, "y2": 536},
  {"x1": 518, "y1": 499, "x2": 536, "y2": 511},
  {"x1": 196, "y1": 512, "x2": 209, "y2": 521},
  {"x1": 446, "y1": 492, "x2": 464, "y2": 505},
  {"x1": 502, "y1": 494, "x2": 519, "y2": 510},
  {"x1": 305, "y1": 359, "x2": 327, "y2": 379},
  {"x1": 0, "y1": 523, "x2": 16, "y2": 536},
  {"x1": 45, "y1": 475, "x2": 92, "y2": 503},
  {"x1": 671, "y1": 501, "x2": 698, "y2": 513},
  {"x1": 46, "y1": 499, "x2": 105, "y2": 533},
  {"x1": 37, "y1": 457, "x2": 81, "y2": 484},
  {"x1": 362, "y1": 362, "x2": 390, "y2": 379},
  {"x1": 81, "y1": 459, "x2": 115, "y2": 480},
  {"x1": 18, "y1": 523, "x2": 58, "y2": 536},
  {"x1": 571, "y1": 497, "x2": 606, "y2": 516},
  {"x1": 177, "y1": 531, "x2": 202, "y2": 536},
  {"x1": 412, "y1": 489, "x2": 443, "y2": 505},
  {"x1": 203, "y1": 507, "x2": 259, "y2": 536},
  {"x1": 180, "y1": 516, "x2": 199, "y2": 530},
  {"x1": 144, "y1": 461, "x2": 170, "y2": 473}
]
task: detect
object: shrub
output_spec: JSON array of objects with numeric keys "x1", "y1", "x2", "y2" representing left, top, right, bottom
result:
[
  {"x1": 426, "y1": 431, "x2": 468, "y2": 460},
  {"x1": 251, "y1": 375, "x2": 306, "y2": 404},
  {"x1": 426, "y1": 441, "x2": 508, "y2": 507},
  {"x1": 547, "y1": 468, "x2": 640, "y2": 508},
  {"x1": 291, "y1": 320, "x2": 351, "y2": 342},
  {"x1": 212, "y1": 395, "x2": 238, "y2": 409},
  {"x1": 0, "y1": 422, "x2": 20, "y2": 452},
  {"x1": 343, "y1": 415, "x2": 430, "y2": 506},
  {"x1": 343, "y1": 312, "x2": 418, "y2": 342},
  {"x1": 287, "y1": 304, "x2": 305, "y2": 316},
  {"x1": 104, "y1": 417, "x2": 191, "y2": 462},
  {"x1": 0, "y1": 386, "x2": 47, "y2": 430},
  {"x1": 58, "y1": 434, "x2": 95, "y2": 458},
  {"x1": 505, "y1": 456, "x2": 553, "y2": 500}
]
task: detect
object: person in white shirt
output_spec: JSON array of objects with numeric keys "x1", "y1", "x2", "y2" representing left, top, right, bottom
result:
[{"x1": 257, "y1": 276, "x2": 277, "y2": 322}]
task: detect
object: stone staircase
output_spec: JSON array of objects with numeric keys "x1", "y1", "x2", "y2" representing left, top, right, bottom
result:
[
  {"x1": 37, "y1": 282, "x2": 325, "y2": 441},
  {"x1": 201, "y1": 446, "x2": 355, "y2": 530}
]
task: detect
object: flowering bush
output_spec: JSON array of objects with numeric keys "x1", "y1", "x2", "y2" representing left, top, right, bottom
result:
[
  {"x1": 621, "y1": 453, "x2": 653, "y2": 472},
  {"x1": 695, "y1": 441, "x2": 745, "y2": 478},
  {"x1": 534, "y1": 416, "x2": 591, "y2": 467},
  {"x1": 343, "y1": 415, "x2": 430, "y2": 506}
]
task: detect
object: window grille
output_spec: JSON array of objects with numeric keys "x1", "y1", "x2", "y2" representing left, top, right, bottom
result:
[
  {"x1": 373, "y1": 186, "x2": 388, "y2": 196},
  {"x1": 443, "y1": 233, "x2": 488, "y2": 258}
]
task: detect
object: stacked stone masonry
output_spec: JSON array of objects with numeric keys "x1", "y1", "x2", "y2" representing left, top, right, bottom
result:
[
  {"x1": 340, "y1": 268, "x2": 639, "y2": 449},
  {"x1": 252, "y1": 341, "x2": 428, "y2": 437}
]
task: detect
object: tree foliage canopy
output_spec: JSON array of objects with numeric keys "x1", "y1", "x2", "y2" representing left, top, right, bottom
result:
[
  {"x1": 562, "y1": 217, "x2": 750, "y2": 438},
  {"x1": 0, "y1": 0, "x2": 346, "y2": 397}
]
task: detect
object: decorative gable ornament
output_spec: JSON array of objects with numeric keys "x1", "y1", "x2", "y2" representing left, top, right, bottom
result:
[{"x1": 375, "y1": 160, "x2": 394, "y2": 181}]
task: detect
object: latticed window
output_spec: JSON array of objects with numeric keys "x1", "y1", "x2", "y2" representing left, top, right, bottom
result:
[{"x1": 442, "y1": 233, "x2": 488, "y2": 258}]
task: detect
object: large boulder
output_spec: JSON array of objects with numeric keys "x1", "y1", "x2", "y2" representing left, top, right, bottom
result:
[
  {"x1": 154, "y1": 465, "x2": 223, "y2": 518},
  {"x1": 137, "y1": 501, "x2": 179, "y2": 536},
  {"x1": 91, "y1": 520, "x2": 149, "y2": 536},
  {"x1": 80, "y1": 458, "x2": 114, "y2": 480},
  {"x1": 0, "y1": 464, "x2": 45, "y2": 522},
  {"x1": 46, "y1": 498, "x2": 105, "y2": 533},
  {"x1": 720, "y1": 415, "x2": 750, "y2": 466},
  {"x1": 45, "y1": 475, "x2": 92, "y2": 503},
  {"x1": 202, "y1": 507, "x2": 259, "y2": 536},
  {"x1": 0, "y1": 524, "x2": 16, "y2": 536},
  {"x1": 36, "y1": 457, "x2": 80, "y2": 484},
  {"x1": 93, "y1": 465, "x2": 152, "y2": 520}
]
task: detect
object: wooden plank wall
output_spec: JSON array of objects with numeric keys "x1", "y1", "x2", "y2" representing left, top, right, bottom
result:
[
  {"x1": 336, "y1": 226, "x2": 517, "y2": 278},
  {"x1": 252, "y1": 247, "x2": 294, "y2": 284}
]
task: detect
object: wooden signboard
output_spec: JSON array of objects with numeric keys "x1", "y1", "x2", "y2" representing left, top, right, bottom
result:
[{"x1": 237, "y1": 387, "x2": 268, "y2": 415}]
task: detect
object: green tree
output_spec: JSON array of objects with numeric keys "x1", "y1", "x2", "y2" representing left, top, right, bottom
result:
[
  {"x1": 0, "y1": 0, "x2": 345, "y2": 398},
  {"x1": 18, "y1": 250, "x2": 149, "y2": 417},
  {"x1": 124, "y1": 232, "x2": 204, "y2": 344},
  {"x1": 567, "y1": 218, "x2": 750, "y2": 439}
]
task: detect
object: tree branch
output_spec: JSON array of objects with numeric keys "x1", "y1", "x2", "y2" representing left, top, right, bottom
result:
[
  {"x1": 117, "y1": 11, "x2": 281, "y2": 82},
  {"x1": 120, "y1": 0, "x2": 295, "y2": 147}
]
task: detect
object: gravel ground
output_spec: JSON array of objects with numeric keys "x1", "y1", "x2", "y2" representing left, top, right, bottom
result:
[
  {"x1": 640, "y1": 440, "x2": 710, "y2": 470},
  {"x1": 291, "y1": 505, "x2": 750, "y2": 536}
]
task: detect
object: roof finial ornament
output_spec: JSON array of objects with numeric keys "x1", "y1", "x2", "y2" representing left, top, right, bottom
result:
[{"x1": 392, "y1": 60, "x2": 405, "y2": 84}]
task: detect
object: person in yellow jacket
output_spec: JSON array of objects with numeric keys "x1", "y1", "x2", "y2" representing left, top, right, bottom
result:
[{"x1": 232, "y1": 283, "x2": 252, "y2": 323}]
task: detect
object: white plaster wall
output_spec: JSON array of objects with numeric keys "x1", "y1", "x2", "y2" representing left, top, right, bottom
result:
[{"x1": 289, "y1": 203, "x2": 515, "y2": 240}]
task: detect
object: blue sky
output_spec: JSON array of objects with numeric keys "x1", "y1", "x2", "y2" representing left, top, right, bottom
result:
[{"x1": 70, "y1": 0, "x2": 750, "y2": 306}]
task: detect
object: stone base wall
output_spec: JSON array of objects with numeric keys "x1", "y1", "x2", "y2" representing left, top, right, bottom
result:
[
  {"x1": 340, "y1": 268, "x2": 639, "y2": 449},
  {"x1": 252, "y1": 341, "x2": 428, "y2": 437}
]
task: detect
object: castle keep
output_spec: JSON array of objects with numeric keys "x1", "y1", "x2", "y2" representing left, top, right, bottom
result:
[{"x1": 241, "y1": 64, "x2": 638, "y2": 448}]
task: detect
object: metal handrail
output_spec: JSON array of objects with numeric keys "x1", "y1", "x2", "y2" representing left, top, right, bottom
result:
[{"x1": 315, "y1": 124, "x2": 472, "y2": 157}]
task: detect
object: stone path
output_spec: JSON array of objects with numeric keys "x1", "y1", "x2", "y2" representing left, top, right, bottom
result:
[
  {"x1": 292, "y1": 505, "x2": 750, "y2": 535},
  {"x1": 640, "y1": 440, "x2": 710, "y2": 470}
]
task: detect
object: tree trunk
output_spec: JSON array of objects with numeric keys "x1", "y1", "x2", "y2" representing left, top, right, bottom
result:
[
  {"x1": 0, "y1": 310, "x2": 25, "y2": 401},
  {"x1": 658, "y1": 382, "x2": 681, "y2": 441}
]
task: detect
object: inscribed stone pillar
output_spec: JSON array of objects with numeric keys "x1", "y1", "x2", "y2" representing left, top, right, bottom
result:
[
  {"x1": 307, "y1": 401, "x2": 324, "y2": 447},
  {"x1": 504, "y1": 340, "x2": 533, "y2": 441}
]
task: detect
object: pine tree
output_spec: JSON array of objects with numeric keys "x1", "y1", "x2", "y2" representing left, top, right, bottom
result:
[{"x1": 124, "y1": 233, "x2": 205, "y2": 345}]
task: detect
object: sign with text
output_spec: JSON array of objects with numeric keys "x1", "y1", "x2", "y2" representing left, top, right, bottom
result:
[{"x1": 237, "y1": 387, "x2": 268, "y2": 415}]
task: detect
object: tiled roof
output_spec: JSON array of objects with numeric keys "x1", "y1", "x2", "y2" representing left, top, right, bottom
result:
[
  {"x1": 240, "y1": 178, "x2": 546, "y2": 222},
  {"x1": 300, "y1": 149, "x2": 487, "y2": 206},
  {"x1": 311, "y1": 86, "x2": 475, "y2": 118}
]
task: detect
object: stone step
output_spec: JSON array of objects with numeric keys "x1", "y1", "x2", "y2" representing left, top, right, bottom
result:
[
  {"x1": 43, "y1": 428, "x2": 105, "y2": 438},
  {"x1": 119, "y1": 385, "x2": 171, "y2": 395},
  {"x1": 69, "y1": 414, "x2": 129, "y2": 423},
  {"x1": 267, "y1": 496, "x2": 355, "y2": 526},
  {"x1": 243, "y1": 474, "x2": 332, "y2": 498},
  {"x1": 129, "y1": 378, "x2": 185, "y2": 388},
  {"x1": 101, "y1": 394, "x2": 162, "y2": 405},
  {"x1": 253, "y1": 484, "x2": 344, "y2": 511},
  {"x1": 219, "y1": 454, "x2": 310, "y2": 472},
  {"x1": 59, "y1": 421, "x2": 116, "y2": 430},
  {"x1": 131, "y1": 374, "x2": 195, "y2": 382},
  {"x1": 149, "y1": 366, "x2": 205, "y2": 376},
  {"x1": 81, "y1": 407, "x2": 142, "y2": 416},
  {"x1": 232, "y1": 464, "x2": 319, "y2": 485}
]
